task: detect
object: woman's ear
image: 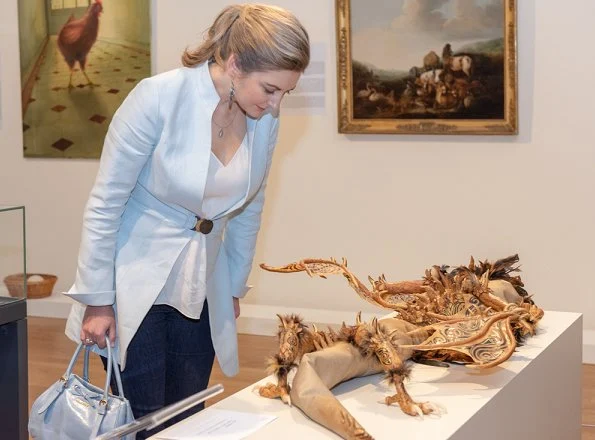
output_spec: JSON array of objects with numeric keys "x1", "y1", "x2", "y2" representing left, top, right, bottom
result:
[{"x1": 225, "y1": 54, "x2": 241, "y2": 79}]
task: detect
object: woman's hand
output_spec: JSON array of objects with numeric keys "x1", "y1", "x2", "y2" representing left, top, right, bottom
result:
[
  {"x1": 233, "y1": 297, "x2": 240, "y2": 319},
  {"x1": 81, "y1": 305, "x2": 116, "y2": 348}
]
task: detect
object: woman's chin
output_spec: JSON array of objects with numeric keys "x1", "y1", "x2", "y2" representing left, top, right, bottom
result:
[
  {"x1": 247, "y1": 106, "x2": 268, "y2": 119},
  {"x1": 253, "y1": 105, "x2": 268, "y2": 119}
]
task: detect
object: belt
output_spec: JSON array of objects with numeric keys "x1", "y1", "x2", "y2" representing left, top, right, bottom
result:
[{"x1": 129, "y1": 184, "x2": 217, "y2": 234}]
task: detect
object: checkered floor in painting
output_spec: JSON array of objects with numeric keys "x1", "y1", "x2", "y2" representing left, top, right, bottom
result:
[{"x1": 22, "y1": 36, "x2": 150, "y2": 158}]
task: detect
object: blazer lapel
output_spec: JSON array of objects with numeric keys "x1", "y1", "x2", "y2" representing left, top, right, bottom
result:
[{"x1": 193, "y1": 62, "x2": 221, "y2": 209}]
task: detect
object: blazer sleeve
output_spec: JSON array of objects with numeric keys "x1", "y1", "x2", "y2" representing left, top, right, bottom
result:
[
  {"x1": 223, "y1": 118, "x2": 280, "y2": 299},
  {"x1": 65, "y1": 79, "x2": 161, "y2": 306}
]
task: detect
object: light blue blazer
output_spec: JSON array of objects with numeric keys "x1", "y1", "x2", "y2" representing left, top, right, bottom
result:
[{"x1": 64, "y1": 61, "x2": 279, "y2": 376}]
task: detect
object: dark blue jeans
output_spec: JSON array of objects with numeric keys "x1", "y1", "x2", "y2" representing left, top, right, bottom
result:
[{"x1": 101, "y1": 302, "x2": 215, "y2": 439}]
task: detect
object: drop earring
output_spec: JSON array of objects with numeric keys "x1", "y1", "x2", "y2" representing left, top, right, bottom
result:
[{"x1": 228, "y1": 80, "x2": 235, "y2": 110}]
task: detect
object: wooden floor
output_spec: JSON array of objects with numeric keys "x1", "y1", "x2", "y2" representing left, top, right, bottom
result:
[
  {"x1": 28, "y1": 317, "x2": 595, "y2": 438},
  {"x1": 27, "y1": 316, "x2": 278, "y2": 410}
]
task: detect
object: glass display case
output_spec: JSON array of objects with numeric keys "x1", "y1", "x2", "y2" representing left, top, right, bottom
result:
[
  {"x1": 0, "y1": 205, "x2": 27, "y2": 303},
  {"x1": 0, "y1": 205, "x2": 28, "y2": 440}
]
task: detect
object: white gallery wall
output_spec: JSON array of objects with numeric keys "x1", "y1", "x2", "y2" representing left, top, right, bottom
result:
[{"x1": 1, "y1": 1, "x2": 594, "y2": 356}]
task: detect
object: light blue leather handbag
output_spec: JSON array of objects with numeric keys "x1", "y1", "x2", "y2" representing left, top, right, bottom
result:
[{"x1": 28, "y1": 336, "x2": 134, "y2": 439}]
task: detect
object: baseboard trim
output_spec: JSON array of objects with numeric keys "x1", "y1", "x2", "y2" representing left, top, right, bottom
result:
[
  {"x1": 583, "y1": 330, "x2": 595, "y2": 364},
  {"x1": 25, "y1": 293, "x2": 380, "y2": 335},
  {"x1": 236, "y1": 304, "x2": 380, "y2": 336},
  {"x1": 26, "y1": 292, "x2": 73, "y2": 319},
  {"x1": 25, "y1": 294, "x2": 594, "y2": 363}
]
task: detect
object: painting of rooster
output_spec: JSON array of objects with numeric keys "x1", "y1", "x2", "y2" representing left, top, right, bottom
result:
[
  {"x1": 57, "y1": 0, "x2": 103, "y2": 89},
  {"x1": 18, "y1": 0, "x2": 150, "y2": 158}
]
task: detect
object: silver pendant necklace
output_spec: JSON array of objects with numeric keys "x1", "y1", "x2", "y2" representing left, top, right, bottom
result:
[{"x1": 213, "y1": 102, "x2": 238, "y2": 138}]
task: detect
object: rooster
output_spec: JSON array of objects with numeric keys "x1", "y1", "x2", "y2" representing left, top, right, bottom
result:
[{"x1": 57, "y1": 0, "x2": 103, "y2": 89}]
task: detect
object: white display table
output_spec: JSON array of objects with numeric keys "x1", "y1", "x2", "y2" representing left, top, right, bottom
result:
[{"x1": 151, "y1": 311, "x2": 582, "y2": 439}]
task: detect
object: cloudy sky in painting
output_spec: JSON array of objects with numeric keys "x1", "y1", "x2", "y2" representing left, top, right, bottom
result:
[{"x1": 351, "y1": 0, "x2": 504, "y2": 71}]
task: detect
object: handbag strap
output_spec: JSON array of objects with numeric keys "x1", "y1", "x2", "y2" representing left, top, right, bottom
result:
[
  {"x1": 83, "y1": 348, "x2": 90, "y2": 381},
  {"x1": 92, "y1": 337, "x2": 127, "y2": 438},
  {"x1": 64, "y1": 341, "x2": 86, "y2": 377},
  {"x1": 104, "y1": 336, "x2": 127, "y2": 398},
  {"x1": 64, "y1": 335, "x2": 126, "y2": 399}
]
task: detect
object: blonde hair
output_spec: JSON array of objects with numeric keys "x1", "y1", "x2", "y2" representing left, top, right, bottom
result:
[{"x1": 182, "y1": 4, "x2": 310, "y2": 73}]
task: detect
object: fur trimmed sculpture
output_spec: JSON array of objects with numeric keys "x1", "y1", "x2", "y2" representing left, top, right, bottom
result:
[{"x1": 257, "y1": 254, "x2": 543, "y2": 439}]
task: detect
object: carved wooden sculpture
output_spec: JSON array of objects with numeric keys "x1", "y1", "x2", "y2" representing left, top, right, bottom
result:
[{"x1": 257, "y1": 255, "x2": 543, "y2": 439}]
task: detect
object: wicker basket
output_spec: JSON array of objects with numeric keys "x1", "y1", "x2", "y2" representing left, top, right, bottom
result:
[{"x1": 3, "y1": 273, "x2": 58, "y2": 299}]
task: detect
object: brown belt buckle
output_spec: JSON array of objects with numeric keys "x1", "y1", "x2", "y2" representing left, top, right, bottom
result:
[{"x1": 193, "y1": 216, "x2": 213, "y2": 234}]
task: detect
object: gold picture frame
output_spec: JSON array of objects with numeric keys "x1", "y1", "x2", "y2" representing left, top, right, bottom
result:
[{"x1": 336, "y1": 0, "x2": 518, "y2": 135}]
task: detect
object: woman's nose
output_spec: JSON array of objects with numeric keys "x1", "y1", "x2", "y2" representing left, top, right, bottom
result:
[{"x1": 269, "y1": 93, "x2": 283, "y2": 110}]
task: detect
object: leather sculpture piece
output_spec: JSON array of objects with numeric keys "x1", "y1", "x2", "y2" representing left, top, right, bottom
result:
[{"x1": 257, "y1": 254, "x2": 543, "y2": 439}]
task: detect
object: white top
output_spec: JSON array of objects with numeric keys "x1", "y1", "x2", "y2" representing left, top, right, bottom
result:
[{"x1": 154, "y1": 137, "x2": 250, "y2": 318}]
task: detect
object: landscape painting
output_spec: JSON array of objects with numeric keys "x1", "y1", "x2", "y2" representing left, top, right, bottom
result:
[
  {"x1": 18, "y1": 0, "x2": 151, "y2": 158},
  {"x1": 336, "y1": 0, "x2": 517, "y2": 134}
]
